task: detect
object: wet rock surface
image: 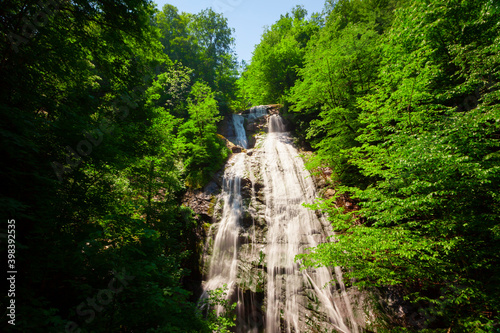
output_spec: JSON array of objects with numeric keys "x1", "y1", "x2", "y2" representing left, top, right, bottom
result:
[
  {"x1": 193, "y1": 106, "x2": 373, "y2": 332},
  {"x1": 182, "y1": 179, "x2": 220, "y2": 222}
]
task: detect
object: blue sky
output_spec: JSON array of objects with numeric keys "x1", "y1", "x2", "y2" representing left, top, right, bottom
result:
[{"x1": 153, "y1": 0, "x2": 327, "y2": 64}]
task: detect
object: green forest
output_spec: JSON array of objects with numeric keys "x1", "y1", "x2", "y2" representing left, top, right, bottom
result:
[{"x1": 1, "y1": 0, "x2": 499, "y2": 332}]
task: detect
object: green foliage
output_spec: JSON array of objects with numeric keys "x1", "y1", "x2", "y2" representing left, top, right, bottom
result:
[
  {"x1": 290, "y1": 17, "x2": 382, "y2": 185},
  {"x1": 155, "y1": 5, "x2": 239, "y2": 113},
  {"x1": 155, "y1": 4, "x2": 197, "y2": 70},
  {"x1": 145, "y1": 65, "x2": 193, "y2": 119},
  {"x1": 237, "y1": 5, "x2": 320, "y2": 105},
  {"x1": 199, "y1": 285, "x2": 237, "y2": 333},
  {"x1": 0, "y1": 1, "x2": 235, "y2": 332},
  {"x1": 179, "y1": 82, "x2": 230, "y2": 188},
  {"x1": 294, "y1": 0, "x2": 500, "y2": 331}
]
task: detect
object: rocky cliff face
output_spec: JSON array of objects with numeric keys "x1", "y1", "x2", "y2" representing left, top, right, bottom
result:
[
  {"x1": 215, "y1": 108, "x2": 371, "y2": 332},
  {"x1": 184, "y1": 106, "x2": 437, "y2": 332},
  {"x1": 185, "y1": 107, "x2": 271, "y2": 223},
  {"x1": 186, "y1": 106, "x2": 375, "y2": 332}
]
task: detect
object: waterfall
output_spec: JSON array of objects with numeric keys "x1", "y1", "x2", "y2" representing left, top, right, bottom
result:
[
  {"x1": 202, "y1": 106, "x2": 360, "y2": 332},
  {"x1": 202, "y1": 153, "x2": 246, "y2": 313},
  {"x1": 268, "y1": 114, "x2": 286, "y2": 133},
  {"x1": 231, "y1": 105, "x2": 269, "y2": 149},
  {"x1": 202, "y1": 107, "x2": 268, "y2": 318},
  {"x1": 232, "y1": 114, "x2": 248, "y2": 149},
  {"x1": 262, "y1": 114, "x2": 358, "y2": 333}
]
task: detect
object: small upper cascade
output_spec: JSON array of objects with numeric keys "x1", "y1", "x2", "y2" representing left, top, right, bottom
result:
[
  {"x1": 201, "y1": 153, "x2": 246, "y2": 313},
  {"x1": 232, "y1": 114, "x2": 248, "y2": 149},
  {"x1": 268, "y1": 114, "x2": 286, "y2": 133},
  {"x1": 231, "y1": 105, "x2": 268, "y2": 149}
]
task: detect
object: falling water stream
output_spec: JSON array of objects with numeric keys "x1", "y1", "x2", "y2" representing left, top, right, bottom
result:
[
  {"x1": 201, "y1": 152, "x2": 246, "y2": 324},
  {"x1": 202, "y1": 106, "x2": 360, "y2": 332}
]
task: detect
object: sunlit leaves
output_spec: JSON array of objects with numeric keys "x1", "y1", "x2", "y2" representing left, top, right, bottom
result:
[
  {"x1": 178, "y1": 82, "x2": 229, "y2": 187},
  {"x1": 237, "y1": 5, "x2": 319, "y2": 105},
  {"x1": 297, "y1": 0, "x2": 500, "y2": 329}
]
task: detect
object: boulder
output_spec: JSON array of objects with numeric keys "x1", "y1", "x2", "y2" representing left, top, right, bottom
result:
[
  {"x1": 231, "y1": 145, "x2": 243, "y2": 154},
  {"x1": 324, "y1": 188, "x2": 336, "y2": 199}
]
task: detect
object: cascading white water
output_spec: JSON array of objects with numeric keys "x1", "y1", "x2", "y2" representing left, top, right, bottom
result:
[
  {"x1": 232, "y1": 114, "x2": 248, "y2": 149},
  {"x1": 231, "y1": 105, "x2": 269, "y2": 149},
  {"x1": 202, "y1": 107, "x2": 269, "y2": 320},
  {"x1": 262, "y1": 114, "x2": 358, "y2": 333},
  {"x1": 202, "y1": 153, "x2": 246, "y2": 312},
  {"x1": 202, "y1": 107, "x2": 360, "y2": 333}
]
